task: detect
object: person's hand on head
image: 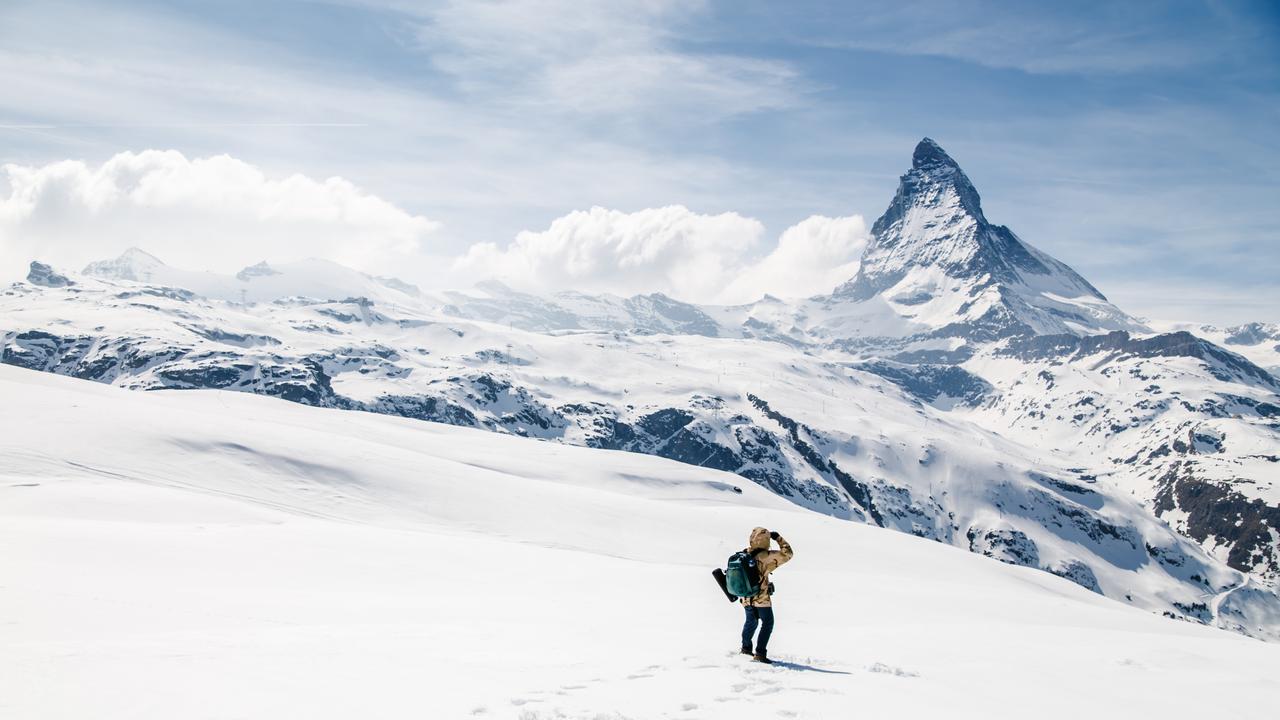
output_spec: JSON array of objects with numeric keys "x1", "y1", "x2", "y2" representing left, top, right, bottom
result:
[{"x1": 769, "y1": 531, "x2": 779, "y2": 540}]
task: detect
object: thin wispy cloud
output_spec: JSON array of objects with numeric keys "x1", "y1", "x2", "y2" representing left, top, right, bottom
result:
[
  {"x1": 409, "y1": 0, "x2": 803, "y2": 122},
  {"x1": 788, "y1": 0, "x2": 1270, "y2": 75}
]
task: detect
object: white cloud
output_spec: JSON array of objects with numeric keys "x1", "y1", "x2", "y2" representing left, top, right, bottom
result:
[
  {"x1": 0, "y1": 150, "x2": 441, "y2": 280},
  {"x1": 455, "y1": 206, "x2": 868, "y2": 304},
  {"x1": 0, "y1": 151, "x2": 867, "y2": 305},
  {"x1": 721, "y1": 214, "x2": 868, "y2": 302}
]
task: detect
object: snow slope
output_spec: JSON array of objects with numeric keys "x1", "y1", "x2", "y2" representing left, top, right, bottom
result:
[{"x1": 2, "y1": 365, "x2": 1278, "y2": 720}]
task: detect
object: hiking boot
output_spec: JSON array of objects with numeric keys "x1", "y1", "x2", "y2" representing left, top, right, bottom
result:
[
  {"x1": 739, "y1": 645, "x2": 753, "y2": 656},
  {"x1": 753, "y1": 652, "x2": 772, "y2": 664}
]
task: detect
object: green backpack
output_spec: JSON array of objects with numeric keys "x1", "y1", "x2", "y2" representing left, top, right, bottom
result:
[{"x1": 724, "y1": 549, "x2": 764, "y2": 598}]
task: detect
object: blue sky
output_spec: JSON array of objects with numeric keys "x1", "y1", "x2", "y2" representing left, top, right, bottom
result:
[{"x1": 1, "y1": 0, "x2": 1277, "y2": 322}]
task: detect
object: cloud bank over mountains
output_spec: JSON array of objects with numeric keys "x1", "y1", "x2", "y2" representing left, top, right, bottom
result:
[
  {"x1": 457, "y1": 206, "x2": 866, "y2": 304},
  {"x1": 0, "y1": 150, "x2": 440, "y2": 282},
  {"x1": 2, "y1": 150, "x2": 869, "y2": 304}
]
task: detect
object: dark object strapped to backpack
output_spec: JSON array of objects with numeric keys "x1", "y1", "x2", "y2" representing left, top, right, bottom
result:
[{"x1": 711, "y1": 548, "x2": 774, "y2": 602}]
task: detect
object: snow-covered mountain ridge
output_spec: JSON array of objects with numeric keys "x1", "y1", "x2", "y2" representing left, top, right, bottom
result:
[
  {"x1": 82, "y1": 247, "x2": 423, "y2": 305},
  {"x1": 4, "y1": 139, "x2": 1278, "y2": 639},
  {"x1": 1157, "y1": 320, "x2": 1280, "y2": 376}
]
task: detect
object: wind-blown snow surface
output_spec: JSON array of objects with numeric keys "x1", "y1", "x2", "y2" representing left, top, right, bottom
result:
[{"x1": 2, "y1": 365, "x2": 1278, "y2": 720}]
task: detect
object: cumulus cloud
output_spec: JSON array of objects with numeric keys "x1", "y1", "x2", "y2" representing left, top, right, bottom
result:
[
  {"x1": 0, "y1": 150, "x2": 441, "y2": 281},
  {"x1": 720, "y1": 215, "x2": 867, "y2": 302},
  {"x1": 2, "y1": 151, "x2": 868, "y2": 304},
  {"x1": 456, "y1": 206, "x2": 868, "y2": 304}
]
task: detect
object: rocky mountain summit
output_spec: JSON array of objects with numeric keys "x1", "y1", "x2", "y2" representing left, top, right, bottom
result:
[{"x1": 832, "y1": 139, "x2": 1143, "y2": 340}]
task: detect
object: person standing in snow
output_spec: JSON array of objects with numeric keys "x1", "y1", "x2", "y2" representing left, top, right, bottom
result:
[{"x1": 739, "y1": 527, "x2": 793, "y2": 664}]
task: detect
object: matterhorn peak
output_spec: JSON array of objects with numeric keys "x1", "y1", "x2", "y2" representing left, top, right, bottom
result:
[
  {"x1": 912, "y1": 137, "x2": 960, "y2": 171},
  {"x1": 832, "y1": 138, "x2": 1142, "y2": 339},
  {"x1": 874, "y1": 137, "x2": 987, "y2": 232}
]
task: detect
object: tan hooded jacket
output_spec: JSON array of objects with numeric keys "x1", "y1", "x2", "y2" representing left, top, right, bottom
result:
[{"x1": 740, "y1": 527, "x2": 794, "y2": 607}]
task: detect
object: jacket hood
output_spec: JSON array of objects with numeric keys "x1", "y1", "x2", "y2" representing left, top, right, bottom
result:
[{"x1": 748, "y1": 527, "x2": 770, "y2": 551}]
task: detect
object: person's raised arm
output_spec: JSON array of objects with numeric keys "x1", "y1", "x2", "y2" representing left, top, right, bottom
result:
[{"x1": 767, "y1": 530, "x2": 793, "y2": 568}]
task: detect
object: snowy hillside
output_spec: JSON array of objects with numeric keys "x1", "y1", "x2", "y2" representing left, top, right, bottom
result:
[
  {"x1": 964, "y1": 331, "x2": 1280, "y2": 581},
  {"x1": 4, "y1": 138, "x2": 1278, "y2": 638},
  {"x1": 3, "y1": 365, "x2": 1278, "y2": 720},
  {"x1": 3, "y1": 265, "x2": 1278, "y2": 639}
]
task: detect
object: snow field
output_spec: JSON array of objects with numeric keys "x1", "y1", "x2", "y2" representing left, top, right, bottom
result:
[{"x1": 2, "y1": 366, "x2": 1278, "y2": 719}]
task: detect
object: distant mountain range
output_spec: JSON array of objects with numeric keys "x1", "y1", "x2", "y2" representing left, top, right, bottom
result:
[
  {"x1": 6, "y1": 138, "x2": 1279, "y2": 640},
  {"x1": 80, "y1": 247, "x2": 424, "y2": 305}
]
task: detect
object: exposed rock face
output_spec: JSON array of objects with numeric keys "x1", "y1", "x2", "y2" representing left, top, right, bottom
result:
[
  {"x1": 968, "y1": 526, "x2": 1041, "y2": 568},
  {"x1": 1154, "y1": 466, "x2": 1280, "y2": 579},
  {"x1": 856, "y1": 361, "x2": 991, "y2": 406},
  {"x1": 1050, "y1": 559, "x2": 1102, "y2": 594},
  {"x1": 26, "y1": 262, "x2": 74, "y2": 288}
]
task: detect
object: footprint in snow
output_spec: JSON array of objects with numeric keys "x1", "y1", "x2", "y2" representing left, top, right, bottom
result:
[{"x1": 867, "y1": 662, "x2": 919, "y2": 678}]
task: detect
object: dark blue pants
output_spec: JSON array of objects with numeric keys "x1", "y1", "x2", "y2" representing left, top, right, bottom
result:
[{"x1": 741, "y1": 605, "x2": 774, "y2": 654}]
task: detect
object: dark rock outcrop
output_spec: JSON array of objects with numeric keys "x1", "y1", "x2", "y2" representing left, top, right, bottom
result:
[
  {"x1": 27, "y1": 262, "x2": 74, "y2": 288},
  {"x1": 1154, "y1": 464, "x2": 1280, "y2": 578}
]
